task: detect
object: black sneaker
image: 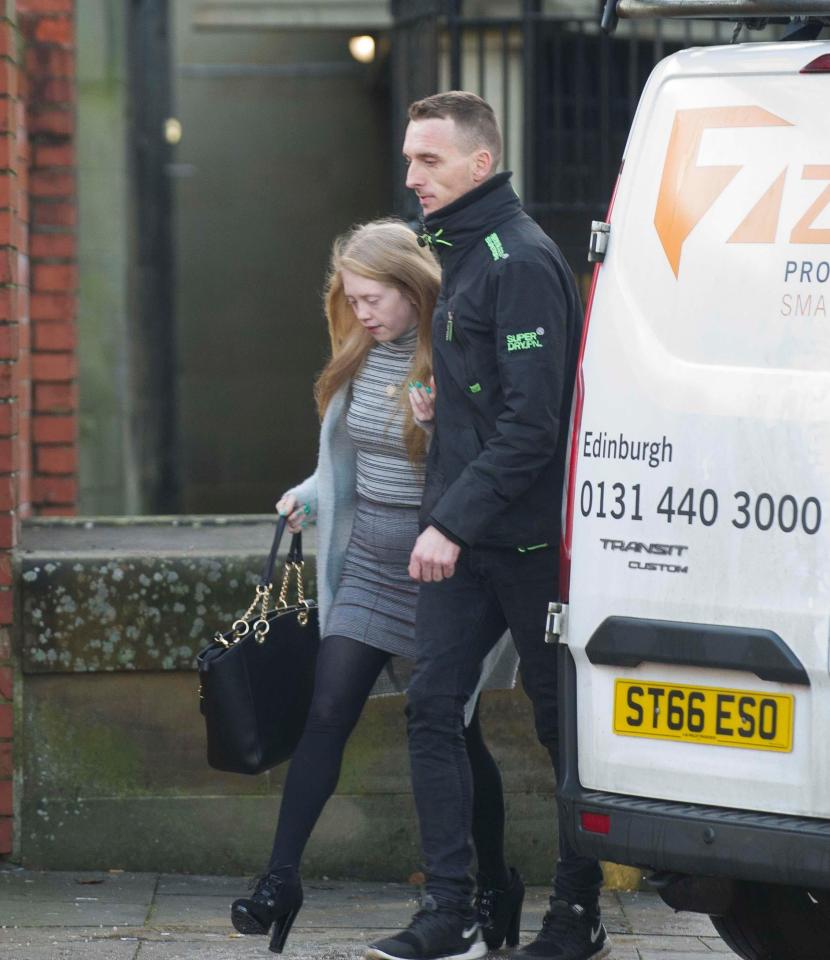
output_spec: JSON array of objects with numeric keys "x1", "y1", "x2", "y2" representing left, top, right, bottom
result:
[
  {"x1": 365, "y1": 895, "x2": 487, "y2": 960},
  {"x1": 515, "y1": 899, "x2": 610, "y2": 959}
]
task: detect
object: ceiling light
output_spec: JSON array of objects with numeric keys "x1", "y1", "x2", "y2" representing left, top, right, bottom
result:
[{"x1": 349, "y1": 35, "x2": 375, "y2": 64}]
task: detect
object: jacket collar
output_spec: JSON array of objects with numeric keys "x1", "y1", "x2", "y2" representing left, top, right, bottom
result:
[{"x1": 417, "y1": 172, "x2": 520, "y2": 275}]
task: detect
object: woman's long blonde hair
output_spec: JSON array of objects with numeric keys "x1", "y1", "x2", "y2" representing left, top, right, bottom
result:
[{"x1": 315, "y1": 219, "x2": 440, "y2": 464}]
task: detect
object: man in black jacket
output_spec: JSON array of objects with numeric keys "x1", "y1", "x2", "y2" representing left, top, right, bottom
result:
[{"x1": 366, "y1": 93, "x2": 606, "y2": 960}]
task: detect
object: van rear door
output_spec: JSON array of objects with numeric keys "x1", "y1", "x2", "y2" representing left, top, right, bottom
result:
[{"x1": 567, "y1": 41, "x2": 830, "y2": 820}]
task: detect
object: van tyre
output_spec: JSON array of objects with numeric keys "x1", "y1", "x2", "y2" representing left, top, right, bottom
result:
[{"x1": 710, "y1": 882, "x2": 830, "y2": 960}]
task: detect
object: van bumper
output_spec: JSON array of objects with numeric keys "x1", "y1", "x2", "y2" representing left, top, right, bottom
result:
[{"x1": 557, "y1": 645, "x2": 830, "y2": 892}]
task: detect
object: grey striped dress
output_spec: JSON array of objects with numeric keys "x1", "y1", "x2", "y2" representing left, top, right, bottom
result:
[{"x1": 323, "y1": 327, "x2": 424, "y2": 657}]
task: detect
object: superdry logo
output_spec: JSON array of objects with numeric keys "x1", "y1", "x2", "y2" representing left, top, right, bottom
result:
[
  {"x1": 506, "y1": 331, "x2": 543, "y2": 351},
  {"x1": 654, "y1": 106, "x2": 830, "y2": 278}
]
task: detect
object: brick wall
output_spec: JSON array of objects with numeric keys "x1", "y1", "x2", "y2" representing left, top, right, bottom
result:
[
  {"x1": 18, "y1": 0, "x2": 76, "y2": 517},
  {"x1": 0, "y1": 0, "x2": 77, "y2": 859},
  {"x1": 0, "y1": 6, "x2": 26, "y2": 859}
]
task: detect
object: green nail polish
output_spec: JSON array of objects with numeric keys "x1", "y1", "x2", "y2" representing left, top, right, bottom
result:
[
  {"x1": 303, "y1": 503, "x2": 310, "y2": 514},
  {"x1": 426, "y1": 387, "x2": 432, "y2": 394},
  {"x1": 415, "y1": 381, "x2": 423, "y2": 388}
]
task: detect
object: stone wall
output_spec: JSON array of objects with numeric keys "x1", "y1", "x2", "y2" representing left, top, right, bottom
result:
[{"x1": 17, "y1": 516, "x2": 562, "y2": 880}]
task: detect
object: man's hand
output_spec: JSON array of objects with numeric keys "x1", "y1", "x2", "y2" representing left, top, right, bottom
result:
[{"x1": 409, "y1": 525, "x2": 461, "y2": 582}]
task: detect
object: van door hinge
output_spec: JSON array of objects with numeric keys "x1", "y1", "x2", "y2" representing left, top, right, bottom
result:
[
  {"x1": 545, "y1": 601, "x2": 568, "y2": 644},
  {"x1": 588, "y1": 221, "x2": 610, "y2": 263}
]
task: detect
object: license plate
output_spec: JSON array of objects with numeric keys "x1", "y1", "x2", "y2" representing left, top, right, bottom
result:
[{"x1": 614, "y1": 679, "x2": 794, "y2": 752}]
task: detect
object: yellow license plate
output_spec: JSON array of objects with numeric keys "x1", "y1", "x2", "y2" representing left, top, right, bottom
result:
[{"x1": 614, "y1": 679, "x2": 794, "y2": 752}]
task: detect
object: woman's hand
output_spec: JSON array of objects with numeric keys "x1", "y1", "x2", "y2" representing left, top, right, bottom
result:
[
  {"x1": 408, "y1": 376, "x2": 435, "y2": 424},
  {"x1": 275, "y1": 493, "x2": 308, "y2": 534}
]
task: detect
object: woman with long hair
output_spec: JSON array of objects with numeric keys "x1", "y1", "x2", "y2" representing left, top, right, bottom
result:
[{"x1": 230, "y1": 220, "x2": 523, "y2": 955}]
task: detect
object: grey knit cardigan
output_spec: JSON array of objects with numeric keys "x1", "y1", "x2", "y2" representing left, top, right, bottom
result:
[{"x1": 287, "y1": 383, "x2": 518, "y2": 704}]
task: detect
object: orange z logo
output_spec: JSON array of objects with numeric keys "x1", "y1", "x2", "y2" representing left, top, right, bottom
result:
[
  {"x1": 654, "y1": 106, "x2": 791, "y2": 277},
  {"x1": 654, "y1": 108, "x2": 830, "y2": 278}
]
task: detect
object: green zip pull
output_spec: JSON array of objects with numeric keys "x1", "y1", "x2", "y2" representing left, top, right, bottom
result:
[
  {"x1": 419, "y1": 227, "x2": 453, "y2": 249},
  {"x1": 517, "y1": 542, "x2": 549, "y2": 553},
  {"x1": 446, "y1": 311, "x2": 454, "y2": 341}
]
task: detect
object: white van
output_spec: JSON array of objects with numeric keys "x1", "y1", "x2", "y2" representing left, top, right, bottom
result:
[{"x1": 557, "y1": 6, "x2": 830, "y2": 958}]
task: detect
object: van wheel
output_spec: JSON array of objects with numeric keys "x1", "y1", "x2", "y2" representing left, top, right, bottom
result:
[{"x1": 711, "y1": 882, "x2": 830, "y2": 960}]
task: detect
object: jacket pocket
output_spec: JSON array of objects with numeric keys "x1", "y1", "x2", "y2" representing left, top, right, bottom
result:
[{"x1": 443, "y1": 308, "x2": 485, "y2": 397}]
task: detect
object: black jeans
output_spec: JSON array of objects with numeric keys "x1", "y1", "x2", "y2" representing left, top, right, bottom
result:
[
  {"x1": 269, "y1": 634, "x2": 509, "y2": 887},
  {"x1": 407, "y1": 544, "x2": 603, "y2": 907}
]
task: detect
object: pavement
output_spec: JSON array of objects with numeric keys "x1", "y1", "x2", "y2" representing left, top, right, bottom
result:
[{"x1": 0, "y1": 868, "x2": 734, "y2": 960}]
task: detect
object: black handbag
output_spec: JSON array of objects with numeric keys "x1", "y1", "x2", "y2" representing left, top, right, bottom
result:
[{"x1": 197, "y1": 516, "x2": 320, "y2": 774}]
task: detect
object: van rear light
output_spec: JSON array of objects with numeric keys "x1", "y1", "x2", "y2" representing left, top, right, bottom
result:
[
  {"x1": 560, "y1": 166, "x2": 622, "y2": 601},
  {"x1": 801, "y1": 54, "x2": 830, "y2": 73},
  {"x1": 580, "y1": 811, "x2": 611, "y2": 835}
]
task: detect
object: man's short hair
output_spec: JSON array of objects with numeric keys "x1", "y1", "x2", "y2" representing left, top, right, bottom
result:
[{"x1": 408, "y1": 91, "x2": 502, "y2": 169}]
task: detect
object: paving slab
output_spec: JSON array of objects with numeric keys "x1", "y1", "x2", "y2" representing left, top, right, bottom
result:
[
  {"x1": 617, "y1": 892, "x2": 718, "y2": 937},
  {"x1": 635, "y1": 948, "x2": 732, "y2": 959},
  {"x1": 630, "y1": 932, "x2": 727, "y2": 953},
  {"x1": 0, "y1": 942, "x2": 139, "y2": 960},
  {"x1": 0, "y1": 868, "x2": 736, "y2": 960},
  {"x1": 0, "y1": 869, "x2": 157, "y2": 904}
]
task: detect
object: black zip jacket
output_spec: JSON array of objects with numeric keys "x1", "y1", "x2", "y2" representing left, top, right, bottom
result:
[{"x1": 419, "y1": 172, "x2": 583, "y2": 550}]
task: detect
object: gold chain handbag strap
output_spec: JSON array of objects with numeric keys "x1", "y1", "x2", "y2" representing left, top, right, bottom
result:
[
  {"x1": 215, "y1": 521, "x2": 310, "y2": 647},
  {"x1": 232, "y1": 584, "x2": 271, "y2": 635},
  {"x1": 276, "y1": 558, "x2": 310, "y2": 627}
]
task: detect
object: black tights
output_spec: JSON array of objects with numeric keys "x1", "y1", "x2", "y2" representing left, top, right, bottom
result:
[{"x1": 269, "y1": 634, "x2": 509, "y2": 886}]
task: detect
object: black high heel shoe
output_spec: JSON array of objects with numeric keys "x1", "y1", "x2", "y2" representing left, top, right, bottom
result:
[
  {"x1": 231, "y1": 867, "x2": 303, "y2": 954},
  {"x1": 475, "y1": 867, "x2": 525, "y2": 949}
]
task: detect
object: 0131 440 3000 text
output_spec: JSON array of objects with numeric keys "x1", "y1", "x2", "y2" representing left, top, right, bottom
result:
[{"x1": 579, "y1": 481, "x2": 822, "y2": 535}]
